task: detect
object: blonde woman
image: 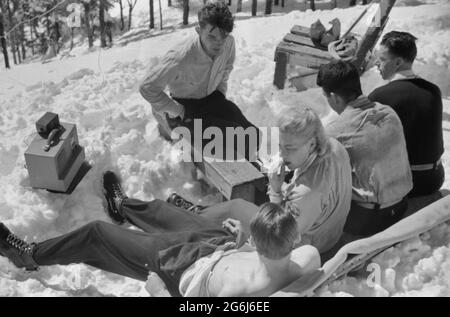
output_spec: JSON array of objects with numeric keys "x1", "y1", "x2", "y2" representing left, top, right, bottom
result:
[{"x1": 192, "y1": 107, "x2": 353, "y2": 254}]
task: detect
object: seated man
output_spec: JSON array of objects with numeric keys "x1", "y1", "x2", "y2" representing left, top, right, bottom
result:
[
  {"x1": 183, "y1": 107, "x2": 353, "y2": 255},
  {"x1": 139, "y1": 1, "x2": 259, "y2": 160},
  {"x1": 318, "y1": 60, "x2": 413, "y2": 237},
  {"x1": 369, "y1": 31, "x2": 444, "y2": 197},
  {"x1": 0, "y1": 172, "x2": 320, "y2": 297}
]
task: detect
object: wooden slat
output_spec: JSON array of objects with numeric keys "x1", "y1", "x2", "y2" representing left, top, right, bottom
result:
[
  {"x1": 276, "y1": 41, "x2": 333, "y2": 61},
  {"x1": 283, "y1": 33, "x2": 327, "y2": 50},
  {"x1": 290, "y1": 25, "x2": 311, "y2": 37},
  {"x1": 197, "y1": 160, "x2": 265, "y2": 201},
  {"x1": 273, "y1": 50, "x2": 289, "y2": 89},
  {"x1": 354, "y1": 0, "x2": 397, "y2": 73}
]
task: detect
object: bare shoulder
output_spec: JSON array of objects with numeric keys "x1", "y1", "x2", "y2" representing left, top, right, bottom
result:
[{"x1": 290, "y1": 245, "x2": 321, "y2": 274}]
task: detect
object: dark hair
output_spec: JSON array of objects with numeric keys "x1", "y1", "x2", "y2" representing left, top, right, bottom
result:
[
  {"x1": 250, "y1": 203, "x2": 298, "y2": 260},
  {"x1": 381, "y1": 31, "x2": 417, "y2": 63},
  {"x1": 316, "y1": 60, "x2": 362, "y2": 101},
  {"x1": 198, "y1": 1, "x2": 234, "y2": 33}
]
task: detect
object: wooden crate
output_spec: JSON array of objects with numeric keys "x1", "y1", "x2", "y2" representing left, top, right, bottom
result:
[{"x1": 273, "y1": 0, "x2": 397, "y2": 91}]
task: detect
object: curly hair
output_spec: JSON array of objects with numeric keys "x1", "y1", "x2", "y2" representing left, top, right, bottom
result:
[{"x1": 198, "y1": 1, "x2": 234, "y2": 33}]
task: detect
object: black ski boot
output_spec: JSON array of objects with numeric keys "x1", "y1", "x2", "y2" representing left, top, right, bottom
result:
[
  {"x1": 166, "y1": 193, "x2": 206, "y2": 214},
  {"x1": 102, "y1": 171, "x2": 128, "y2": 224},
  {"x1": 0, "y1": 223, "x2": 39, "y2": 271}
]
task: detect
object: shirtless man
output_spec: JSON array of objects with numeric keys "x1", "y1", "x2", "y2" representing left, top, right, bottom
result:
[{"x1": 0, "y1": 172, "x2": 319, "y2": 297}]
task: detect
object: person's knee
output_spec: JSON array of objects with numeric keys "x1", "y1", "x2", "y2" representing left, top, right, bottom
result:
[
  {"x1": 231, "y1": 198, "x2": 247, "y2": 210},
  {"x1": 86, "y1": 220, "x2": 109, "y2": 238}
]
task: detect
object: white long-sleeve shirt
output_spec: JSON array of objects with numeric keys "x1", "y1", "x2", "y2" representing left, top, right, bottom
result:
[{"x1": 139, "y1": 32, "x2": 236, "y2": 117}]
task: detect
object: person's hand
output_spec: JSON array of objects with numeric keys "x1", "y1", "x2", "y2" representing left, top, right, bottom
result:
[
  {"x1": 165, "y1": 101, "x2": 185, "y2": 119},
  {"x1": 268, "y1": 161, "x2": 286, "y2": 193},
  {"x1": 145, "y1": 272, "x2": 171, "y2": 297},
  {"x1": 222, "y1": 218, "x2": 247, "y2": 248}
]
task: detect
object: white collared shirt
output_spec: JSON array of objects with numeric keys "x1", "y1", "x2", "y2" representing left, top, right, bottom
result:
[
  {"x1": 139, "y1": 32, "x2": 235, "y2": 117},
  {"x1": 390, "y1": 69, "x2": 417, "y2": 82}
]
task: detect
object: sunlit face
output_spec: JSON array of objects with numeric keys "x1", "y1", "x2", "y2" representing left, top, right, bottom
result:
[
  {"x1": 279, "y1": 132, "x2": 315, "y2": 171},
  {"x1": 197, "y1": 23, "x2": 229, "y2": 58},
  {"x1": 376, "y1": 45, "x2": 402, "y2": 80}
]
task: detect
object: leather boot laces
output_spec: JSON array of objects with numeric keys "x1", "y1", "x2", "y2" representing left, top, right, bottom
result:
[{"x1": 6, "y1": 233, "x2": 35, "y2": 255}]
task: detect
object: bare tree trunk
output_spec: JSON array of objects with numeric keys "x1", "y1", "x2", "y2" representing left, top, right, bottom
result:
[
  {"x1": 0, "y1": 7, "x2": 10, "y2": 69},
  {"x1": 349, "y1": 0, "x2": 357, "y2": 6},
  {"x1": 237, "y1": 0, "x2": 242, "y2": 12},
  {"x1": 128, "y1": 4, "x2": 132, "y2": 30},
  {"x1": 274, "y1": 0, "x2": 279, "y2": 5},
  {"x1": 281, "y1": 0, "x2": 285, "y2": 7},
  {"x1": 182, "y1": 0, "x2": 189, "y2": 25},
  {"x1": 168, "y1": 0, "x2": 171, "y2": 6},
  {"x1": 119, "y1": 0, "x2": 125, "y2": 31},
  {"x1": 252, "y1": 0, "x2": 257, "y2": 16},
  {"x1": 158, "y1": 0, "x2": 163, "y2": 29},
  {"x1": 83, "y1": 3, "x2": 94, "y2": 48},
  {"x1": 20, "y1": 23, "x2": 25, "y2": 60},
  {"x1": 6, "y1": 0, "x2": 16, "y2": 64},
  {"x1": 310, "y1": 0, "x2": 316, "y2": 11},
  {"x1": 70, "y1": 27, "x2": 74, "y2": 51},
  {"x1": 29, "y1": 21, "x2": 34, "y2": 55},
  {"x1": 149, "y1": 0, "x2": 154, "y2": 29},
  {"x1": 228, "y1": 0, "x2": 232, "y2": 5},
  {"x1": 99, "y1": 0, "x2": 107, "y2": 48},
  {"x1": 265, "y1": 0, "x2": 272, "y2": 14}
]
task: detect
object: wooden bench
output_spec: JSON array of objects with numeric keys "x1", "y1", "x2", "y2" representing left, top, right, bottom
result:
[
  {"x1": 154, "y1": 111, "x2": 265, "y2": 203},
  {"x1": 196, "y1": 159, "x2": 265, "y2": 203},
  {"x1": 273, "y1": 0, "x2": 397, "y2": 91},
  {"x1": 274, "y1": 25, "x2": 334, "y2": 90}
]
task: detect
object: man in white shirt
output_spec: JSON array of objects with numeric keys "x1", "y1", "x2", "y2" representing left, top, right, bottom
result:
[{"x1": 139, "y1": 1, "x2": 259, "y2": 161}]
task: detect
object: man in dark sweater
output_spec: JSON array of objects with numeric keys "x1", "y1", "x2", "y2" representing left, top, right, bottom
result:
[{"x1": 369, "y1": 31, "x2": 444, "y2": 197}]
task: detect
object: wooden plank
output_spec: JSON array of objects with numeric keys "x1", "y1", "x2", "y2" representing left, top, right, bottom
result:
[
  {"x1": 354, "y1": 0, "x2": 397, "y2": 73},
  {"x1": 283, "y1": 33, "x2": 327, "y2": 50},
  {"x1": 290, "y1": 25, "x2": 311, "y2": 37},
  {"x1": 197, "y1": 160, "x2": 265, "y2": 201},
  {"x1": 273, "y1": 50, "x2": 288, "y2": 89},
  {"x1": 277, "y1": 41, "x2": 333, "y2": 61},
  {"x1": 284, "y1": 48, "x2": 331, "y2": 69}
]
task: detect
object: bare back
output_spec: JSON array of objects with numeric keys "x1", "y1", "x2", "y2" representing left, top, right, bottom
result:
[{"x1": 207, "y1": 245, "x2": 320, "y2": 297}]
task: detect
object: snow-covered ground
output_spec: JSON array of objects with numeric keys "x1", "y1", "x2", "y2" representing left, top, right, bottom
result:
[{"x1": 1, "y1": 0, "x2": 450, "y2": 296}]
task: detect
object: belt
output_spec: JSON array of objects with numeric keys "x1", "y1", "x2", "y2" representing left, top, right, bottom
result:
[
  {"x1": 355, "y1": 198, "x2": 404, "y2": 210},
  {"x1": 411, "y1": 158, "x2": 441, "y2": 171}
]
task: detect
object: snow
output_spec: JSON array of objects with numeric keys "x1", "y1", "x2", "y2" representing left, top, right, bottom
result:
[{"x1": 1, "y1": 0, "x2": 450, "y2": 296}]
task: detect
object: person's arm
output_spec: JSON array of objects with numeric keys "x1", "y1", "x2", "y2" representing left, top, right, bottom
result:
[
  {"x1": 270, "y1": 245, "x2": 321, "y2": 297},
  {"x1": 267, "y1": 161, "x2": 286, "y2": 205},
  {"x1": 286, "y1": 185, "x2": 323, "y2": 235},
  {"x1": 216, "y1": 37, "x2": 235, "y2": 96},
  {"x1": 222, "y1": 218, "x2": 249, "y2": 248},
  {"x1": 139, "y1": 51, "x2": 185, "y2": 118}
]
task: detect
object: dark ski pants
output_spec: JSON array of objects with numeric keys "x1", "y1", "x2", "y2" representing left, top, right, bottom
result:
[
  {"x1": 174, "y1": 90, "x2": 261, "y2": 161},
  {"x1": 409, "y1": 163, "x2": 445, "y2": 198},
  {"x1": 343, "y1": 197, "x2": 408, "y2": 237},
  {"x1": 32, "y1": 198, "x2": 234, "y2": 296}
]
